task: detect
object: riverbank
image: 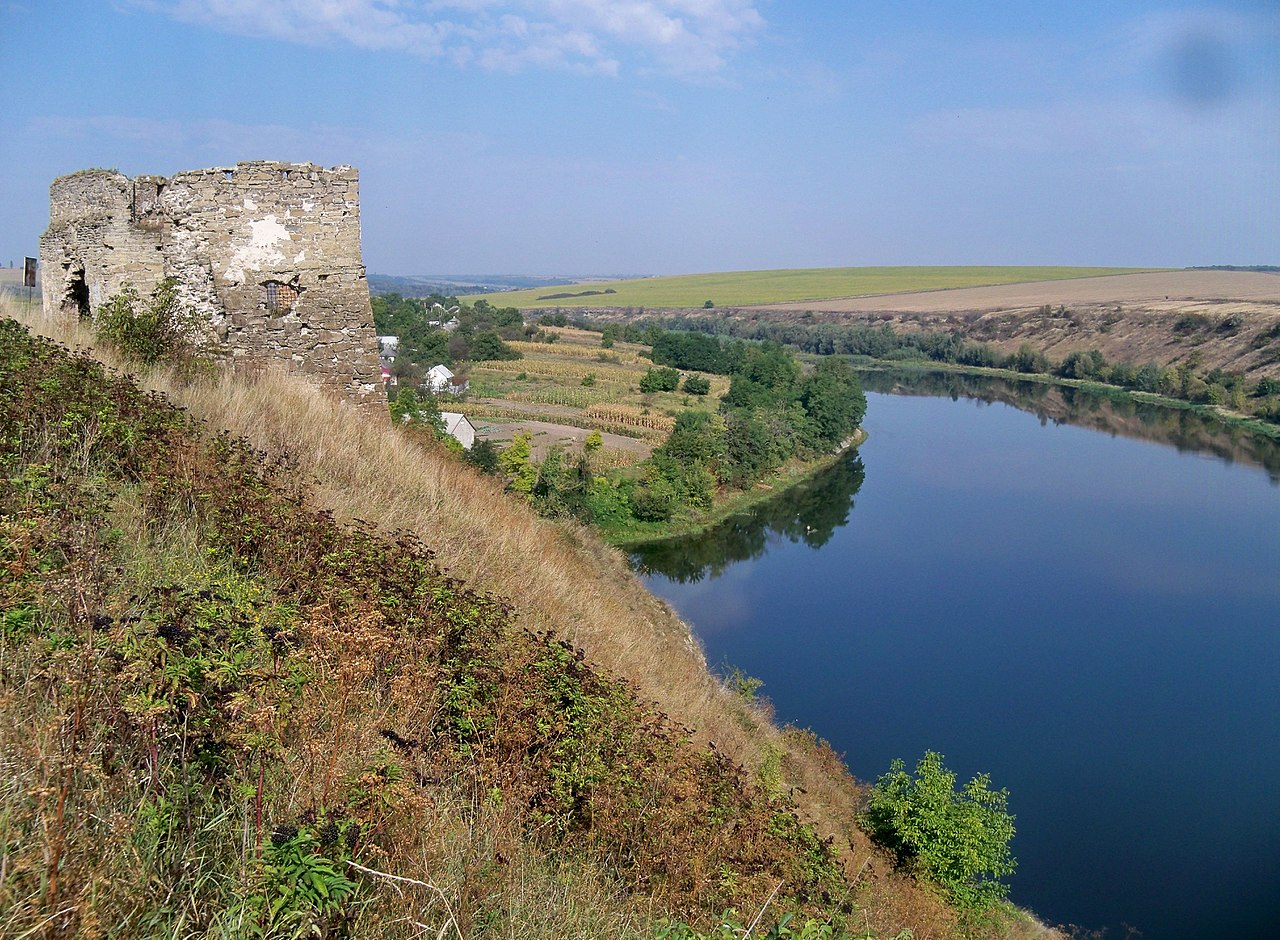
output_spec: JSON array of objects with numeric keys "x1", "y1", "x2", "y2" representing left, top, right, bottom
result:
[
  {"x1": 603, "y1": 428, "x2": 867, "y2": 548},
  {"x1": 850, "y1": 359, "x2": 1280, "y2": 442}
]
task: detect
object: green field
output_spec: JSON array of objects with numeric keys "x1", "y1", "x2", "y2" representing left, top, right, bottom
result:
[{"x1": 482, "y1": 265, "x2": 1166, "y2": 309}]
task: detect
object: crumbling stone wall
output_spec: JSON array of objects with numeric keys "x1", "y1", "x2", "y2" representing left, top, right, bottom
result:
[{"x1": 39, "y1": 162, "x2": 385, "y2": 413}]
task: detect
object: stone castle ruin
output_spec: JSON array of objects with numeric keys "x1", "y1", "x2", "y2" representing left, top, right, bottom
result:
[{"x1": 39, "y1": 161, "x2": 385, "y2": 412}]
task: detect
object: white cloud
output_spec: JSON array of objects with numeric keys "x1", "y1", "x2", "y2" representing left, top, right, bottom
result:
[{"x1": 129, "y1": 0, "x2": 763, "y2": 76}]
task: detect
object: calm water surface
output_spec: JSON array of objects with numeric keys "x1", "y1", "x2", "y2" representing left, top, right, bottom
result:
[{"x1": 633, "y1": 383, "x2": 1280, "y2": 939}]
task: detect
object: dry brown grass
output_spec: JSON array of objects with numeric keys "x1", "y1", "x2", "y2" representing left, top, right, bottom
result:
[
  {"x1": 5, "y1": 299, "x2": 765, "y2": 797},
  {"x1": 4, "y1": 297, "x2": 1052, "y2": 938}
]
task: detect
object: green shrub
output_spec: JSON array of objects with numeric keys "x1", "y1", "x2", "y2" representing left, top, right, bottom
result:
[
  {"x1": 683, "y1": 374, "x2": 711, "y2": 395},
  {"x1": 1173, "y1": 313, "x2": 1210, "y2": 335},
  {"x1": 94, "y1": 278, "x2": 207, "y2": 368},
  {"x1": 654, "y1": 912, "x2": 874, "y2": 938},
  {"x1": 584, "y1": 475, "x2": 633, "y2": 527},
  {"x1": 640, "y1": 366, "x2": 681, "y2": 393},
  {"x1": 499, "y1": 431, "x2": 538, "y2": 495},
  {"x1": 236, "y1": 825, "x2": 357, "y2": 937},
  {"x1": 465, "y1": 438, "x2": 501, "y2": 473},
  {"x1": 861, "y1": 751, "x2": 1015, "y2": 910},
  {"x1": 630, "y1": 473, "x2": 677, "y2": 520}
]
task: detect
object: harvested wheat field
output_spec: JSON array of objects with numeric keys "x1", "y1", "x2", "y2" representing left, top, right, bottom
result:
[{"x1": 749, "y1": 270, "x2": 1280, "y2": 314}]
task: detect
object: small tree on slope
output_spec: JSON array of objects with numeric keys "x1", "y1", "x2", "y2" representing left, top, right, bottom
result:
[{"x1": 862, "y1": 750, "x2": 1016, "y2": 910}]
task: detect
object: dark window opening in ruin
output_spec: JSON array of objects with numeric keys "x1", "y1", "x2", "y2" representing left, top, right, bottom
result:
[
  {"x1": 67, "y1": 269, "x2": 90, "y2": 319},
  {"x1": 263, "y1": 280, "x2": 299, "y2": 313},
  {"x1": 280, "y1": 169, "x2": 290, "y2": 180},
  {"x1": 223, "y1": 170, "x2": 234, "y2": 181}
]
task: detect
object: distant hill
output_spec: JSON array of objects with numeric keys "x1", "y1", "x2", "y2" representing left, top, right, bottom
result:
[
  {"x1": 480, "y1": 265, "x2": 1168, "y2": 309},
  {"x1": 368, "y1": 273, "x2": 641, "y2": 297},
  {"x1": 1188, "y1": 265, "x2": 1280, "y2": 273}
]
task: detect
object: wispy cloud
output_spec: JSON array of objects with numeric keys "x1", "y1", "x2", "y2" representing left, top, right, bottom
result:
[
  {"x1": 906, "y1": 7, "x2": 1279, "y2": 160},
  {"x1": 128, "y1": 0, "x2": 764, "y2": 77},
  {"x1": 909, "y1": 97, "x2": 1279, "y2": 159}
]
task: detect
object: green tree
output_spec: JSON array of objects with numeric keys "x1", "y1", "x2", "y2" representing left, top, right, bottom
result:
[
  {"x1": 498, "y1": 431, "x2": 539, "y2": 496},
  {"x1": 639, "y1": 366, "x2": 681, "y2": 393},
  {"x1": 469, "y1": 330, "x2": 522, "y2": 361},
  {"x1": 862, "y1": 751, "x2": 1016, "y2": 910},
  {"x1": 465, "y1": 438, "x2": 501, "y2": 474},
  {"x1": 1255, "y1": 377, "x2": 1280, "y2": 397},
  {"x1": 722, "y1": 342, "x2": 800, "y2": 409},
  {"x1": 799, "y1": 357, "x2": 866, "y2": 449},
  {"x1": 658, "y1": 411, "x2": 725, "y2": 466},
  {"x1": 533, "y1": 445, "x2": 569, "y2": 513},
  {"x1": 389, "y1": 386, "x2": 445, "y2": 438},
  {"x1": 720, "y1": 410, "x2": 777, "y2": 488},
  {"x1": 682, "y1": 374, "x2": 711, "y2": 395},
  {"x1": 371, "y1": 292, "x2": 430, "y2": 335},
  {"x1": 1008, "y1": 343, "x2": 1048, "y2": 374},
  {"x1": 630, "y1": 470, "x2": 678, "y2": 521},
  {"x1": 584, "y1": 475, "x2": 633, "y2": 527}
]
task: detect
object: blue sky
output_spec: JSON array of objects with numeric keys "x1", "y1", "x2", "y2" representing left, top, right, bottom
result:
[{"x1": 1, "y1": 1, "x2": 1276, "y2": 275}]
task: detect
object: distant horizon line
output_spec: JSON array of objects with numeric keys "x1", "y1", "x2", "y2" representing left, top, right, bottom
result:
[{"x1": 370, "y1": 264, "x2": 1190, "y2": 281}]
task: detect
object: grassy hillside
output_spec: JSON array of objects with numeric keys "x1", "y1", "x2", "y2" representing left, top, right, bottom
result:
[
  {"x1": 0, "y1": 298, "x2": 1053, "y2": 939},
  {"x1": 480, "y1": 267, "x2": 1165, "y2": 310}
]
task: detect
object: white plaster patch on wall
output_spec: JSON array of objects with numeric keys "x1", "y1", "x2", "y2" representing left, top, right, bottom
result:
[
  {"x1": 294, "y1": 250, "x2": 307, "y2": 263},
  {"x1": 224, "y1": 215, "x2": 291, "y2": 283},
  {"x1": 243, "y1": 197, "x2": 258, "y2": 210}
]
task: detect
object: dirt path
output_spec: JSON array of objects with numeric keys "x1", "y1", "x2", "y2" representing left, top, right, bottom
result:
[{"x1": 468, "y1": 415, "x2": 652, "y2": 460}]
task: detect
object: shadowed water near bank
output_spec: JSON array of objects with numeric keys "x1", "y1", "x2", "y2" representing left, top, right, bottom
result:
[
  {"x1": 633, "y1": 380, "x2": 1280, "y2": 939},
  {"x1": 629, "y1": 454, "x2": 866, "y2": 583},
  {"x1": 856, "y1": 366, "x2": 1280, "y2": 483}
]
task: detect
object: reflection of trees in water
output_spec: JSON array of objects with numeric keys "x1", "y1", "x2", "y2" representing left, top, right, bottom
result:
[
  {"x1": 859, "y1": 368, "x2": 1280, "y2": 484},
  {"x1": 629, "y1": 455, "x2": 866, "y2": 583}
]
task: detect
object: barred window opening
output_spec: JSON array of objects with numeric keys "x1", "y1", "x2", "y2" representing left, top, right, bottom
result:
[{"x1": 264, "y1": 281, "x2": 299, "y2": 312}]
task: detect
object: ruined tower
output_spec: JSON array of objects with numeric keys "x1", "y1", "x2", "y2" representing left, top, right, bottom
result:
[{"x1": 39, "y1": 161, "x2": 385, "y2": 413}]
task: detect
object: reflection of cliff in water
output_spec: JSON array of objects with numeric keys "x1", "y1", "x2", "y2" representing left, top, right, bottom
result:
[
  {"x1": 858, "y1": 367, "x2": 1280, "y2": 484},
  {"x1": 629, "y1": 454, "x2": 866, "y2": 583}
]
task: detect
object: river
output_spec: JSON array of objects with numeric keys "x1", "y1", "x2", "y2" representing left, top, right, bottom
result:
[{"x1": 631, "y1": 374, "x2": 1280, "y2": 939}]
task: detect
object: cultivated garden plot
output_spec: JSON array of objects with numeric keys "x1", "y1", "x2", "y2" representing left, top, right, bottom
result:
[{"x1": 460, "y1": 326, "x2": 730, "y2": 460}]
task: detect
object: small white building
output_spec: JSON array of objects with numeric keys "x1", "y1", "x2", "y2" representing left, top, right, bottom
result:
[
  {"x1": 425, "y1": 364, "x2": 454, "y2": 392},
  {"x1": 425, "y1": 363, "x2": 469, "y2": 395},
  {"x1": 440, "y1": 412, "x2": 476, "y2": 450}
]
